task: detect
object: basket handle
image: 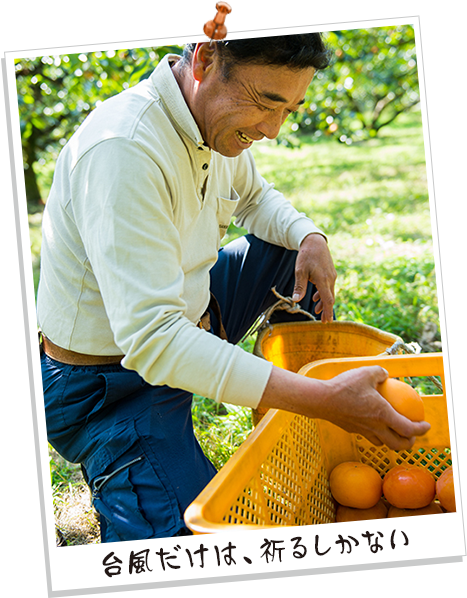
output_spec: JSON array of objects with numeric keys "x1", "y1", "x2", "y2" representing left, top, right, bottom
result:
[{"x1": 241, "y1": 286, "x2": 316, "y2": 342}]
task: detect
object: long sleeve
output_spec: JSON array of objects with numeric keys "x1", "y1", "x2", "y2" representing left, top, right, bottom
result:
[
  {"x1": 57, "y1": 136, "x2": 273, "y2": 408},
  {"x1": 232, "y1": 149, "x2": 326, "y2": 250},
  {"x1": 37, "y1": 54, "x2": 325, "y2": 410}
]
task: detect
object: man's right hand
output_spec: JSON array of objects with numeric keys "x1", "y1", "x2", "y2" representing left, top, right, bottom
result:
[
  {"x1": 258, "y1": 364, "x2": 431, "y2": 451},
  {"x1": 316, "y1": 365, "x2": 431, "y2": 449}
]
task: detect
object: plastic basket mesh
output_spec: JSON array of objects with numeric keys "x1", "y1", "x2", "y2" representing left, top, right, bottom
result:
[
  {"x1": 219, "y1": 414, "x2": 450, "y2": 528},
  {"x1": 355, "y1": 437, "x2": 451, "y2": 479},
  {"x1": 222, "y1": 415, "x2": 336, "y2": 527}
]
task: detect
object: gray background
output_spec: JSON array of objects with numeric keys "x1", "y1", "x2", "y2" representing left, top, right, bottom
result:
[{"x1": 13, "y1": 14, "x2": 461, "y2": 598}]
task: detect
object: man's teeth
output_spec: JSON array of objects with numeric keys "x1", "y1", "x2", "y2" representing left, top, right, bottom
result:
[{"x1": 236, "y1": 131, "x2": 254, "y2": 144}]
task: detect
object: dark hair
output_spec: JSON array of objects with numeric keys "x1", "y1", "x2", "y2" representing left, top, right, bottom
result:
[{"x1": 182, "y1": 33, "x2": 331, "y2": 76}]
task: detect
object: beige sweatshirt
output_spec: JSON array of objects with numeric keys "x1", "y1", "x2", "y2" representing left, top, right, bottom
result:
[{"x1": 37, "y1": 54, "x2": 325, "y2": 408}]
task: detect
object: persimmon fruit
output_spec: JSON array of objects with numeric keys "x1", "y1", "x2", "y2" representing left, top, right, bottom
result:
[
  {"x1": 387, "y1": 502, "x2": 443, "y2": 517},
  {"x1": 377, "y1": 378, "x2": 425, "y2": 422},
  {"x1": 436, "y1": 467, "x2": 456, "y2": 512},
  {"x1": 329, "y1": 461, "x2": 383, "y2": 509},
  {"x1": 383, "y1": 465, "x2": 436, "y2": 509},
  {"x1": 336, "y1": 500, "x2": 388, "y2": 522}
]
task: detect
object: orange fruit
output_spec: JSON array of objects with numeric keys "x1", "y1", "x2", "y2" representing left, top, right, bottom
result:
[
  {"x1": 436, "y1": 467, "x2": 456, "y2": 512},
  {"x1": 329, "y1": 461, "x2": 383, "y2": 509},
  {"x1": 383, "y1": 465, "x2": 436, "y2": 509},
  {"x1": 336, "y1": 500, "x2": 388, "y2": 522},
  {"x1": 387, "y1": 502, "x2": 443, "y2": 517},
  {"x1": 377, "y1": 378, "x2": 425, "y2": 422}
]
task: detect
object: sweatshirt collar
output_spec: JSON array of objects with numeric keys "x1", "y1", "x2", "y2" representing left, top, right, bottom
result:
[{"x1": 150, "y1": 54, "x2": 207, "y2": 149}]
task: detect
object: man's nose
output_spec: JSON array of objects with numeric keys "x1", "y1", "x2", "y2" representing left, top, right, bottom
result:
[{"x1": 256, "y1": 111, "x2": 287, "y2": 140}]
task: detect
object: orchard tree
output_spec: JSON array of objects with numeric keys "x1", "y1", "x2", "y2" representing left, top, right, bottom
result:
[
  {"x1": 281, "y1": 25, "x2": 420, "y2": 145},
  {"x1": 15, "y1": 46, "x2": 182, "y2": 207}
]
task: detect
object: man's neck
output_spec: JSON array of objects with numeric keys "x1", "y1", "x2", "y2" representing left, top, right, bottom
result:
[{"x1": 171, "y1": 59, "x2": 193, "y2": 110}]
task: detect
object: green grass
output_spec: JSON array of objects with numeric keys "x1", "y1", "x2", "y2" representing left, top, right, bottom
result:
[
  {"x1": 49, "y1": 447, "x2": 100, "y2": 545},
  {"x1": 192, "y1": 395, "x2": 253, "y2": 471},
  {"x1": 246, "y1": 107, "x2": 438, "y2": 344}
]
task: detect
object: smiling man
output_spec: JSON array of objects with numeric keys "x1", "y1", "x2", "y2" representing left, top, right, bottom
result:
[
  {"x1": 38, "y1": 34, "x2": 430, "y2": 543},
  {"x1": 172, "y1": 43, "x2": 314, "y2": 157}
]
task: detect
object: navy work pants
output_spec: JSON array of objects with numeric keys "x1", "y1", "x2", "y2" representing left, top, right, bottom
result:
[{"x1": 42, "y1": 235, "x2": 320, "y2": 542}]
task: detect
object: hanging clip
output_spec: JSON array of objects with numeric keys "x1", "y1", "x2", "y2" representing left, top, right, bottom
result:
[{"x1": 204, "y1": 2, "x2": 232, "y2": 45}]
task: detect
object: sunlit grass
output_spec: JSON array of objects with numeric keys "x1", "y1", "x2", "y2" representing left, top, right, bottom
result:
[
  {"x1": 245, "y1": 107, "x2": 438, "y2": 344},
  {"x1": 192, "y1": 396, "x2": 253, "y2": 471}
]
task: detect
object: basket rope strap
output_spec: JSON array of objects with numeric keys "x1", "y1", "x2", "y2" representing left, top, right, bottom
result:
[
  {"x1": 245, "y1": 288, "x2": 444, "y2": 393},
  {"x1": 241, "y1": 286, "x2": 316, "y2": 343}
]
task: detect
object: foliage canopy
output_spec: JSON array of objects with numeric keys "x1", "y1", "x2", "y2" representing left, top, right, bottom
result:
[
  {"x1": 15, "y1": 25, "x2": 419, "y2": 206},
  {"x1": 281, "y1": 25, "x2": 420, "y2": 146},
  {"x1": 15, "y1": 46, "x2": 180, "y2": 203}
]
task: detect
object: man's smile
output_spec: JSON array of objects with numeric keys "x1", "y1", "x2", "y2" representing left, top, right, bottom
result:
[
  {"x1": 235, "y1": 130, "x2": 256, "y2": 145},
  {"x1": 184, "y1": 55, "x2": 315, "y2": 157}
]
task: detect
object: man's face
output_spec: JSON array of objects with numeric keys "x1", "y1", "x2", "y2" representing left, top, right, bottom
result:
[{"x1": 191, "y1": 47, "x2": 315, "y2": 157}]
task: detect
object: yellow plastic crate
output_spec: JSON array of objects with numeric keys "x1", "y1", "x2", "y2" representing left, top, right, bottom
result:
[{"x1": 184, "y1": 323, "x2": 449, "y2": 534}]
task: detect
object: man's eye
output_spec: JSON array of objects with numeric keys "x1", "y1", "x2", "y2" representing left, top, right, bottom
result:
[{"x1": 260, "y1": 105, "x2": 276, "y2": 112}]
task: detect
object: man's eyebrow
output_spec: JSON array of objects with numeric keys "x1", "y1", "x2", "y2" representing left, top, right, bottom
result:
[{"x1": 260, "y1": 92, "x2": 306, "y2": 106}]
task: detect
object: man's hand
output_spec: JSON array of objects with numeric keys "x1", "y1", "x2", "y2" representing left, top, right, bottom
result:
[
  {"x1": 293, "y1": 233, "x2": 337, "y2": 323},
  {"x1": 317, "y1": 366, "x2": 431, "y2": 450},
  {"x1": 259, "y1": 364, "x2": 431, "y2": 452}
]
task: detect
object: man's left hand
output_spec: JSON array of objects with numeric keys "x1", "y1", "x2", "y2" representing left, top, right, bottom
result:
[{"x1": 292, "y1": 233, "x2": 337, "y2": 323}]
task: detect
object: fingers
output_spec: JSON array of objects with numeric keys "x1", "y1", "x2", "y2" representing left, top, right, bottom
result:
[
  {"x1": 387, "y1": 416, "x2": 431, "y2": 446},
  {"x1": 293, "y1": 234, "x2": 337, "y2": 316},
  {"x1": 292, "y1": 267, "x2": 308, "y2": 303},
  {"x1": 359, "y1": 417, "x2": 430, "y2": 451},
  {"x1": 348, "y1": 364, "x2": 388, "y2": 385},
  {"x1": 374, "y1": 430, "x2": 415, "y2": 452},
  {"x1": 372, "y1": 365, "x2": 389, "y2": 385},
  {"x1": 294, "y1": 265, "x2": 336, "y2": 322},
  {"x1": 325, "y1": 366, "x2": 429, "y2": 452},
  {"x1": 361, "y1": 432, "x2": 384, "y2": 447},
  {"x1": 308, "y1": 270, "x2": 335, "y2": 312},
  {"x1": 371, "y1": 401, "x2": 431, "y2": 451},
  {"x1": 316, "y1": 287, "x2": 335, "y2": 323},
  {"x1": 373, "y1": 368, "x2": 430, "y2": 447}
]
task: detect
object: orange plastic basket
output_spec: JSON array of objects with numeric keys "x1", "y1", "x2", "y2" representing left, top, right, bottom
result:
[
  {"x1": 253, "y1": 320, "x2": 402, "y2": 371},
  {"x1": 251, "y1": 320, "x2": 403, "y2": 424},
  {"x1": 184, "y1": 322, "x2": 449, "y2": 534}
]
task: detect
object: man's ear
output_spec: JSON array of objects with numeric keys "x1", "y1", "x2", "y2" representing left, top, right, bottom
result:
[{"x1": 192, "y1": 42, "x2": 216, "y2": 82}]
